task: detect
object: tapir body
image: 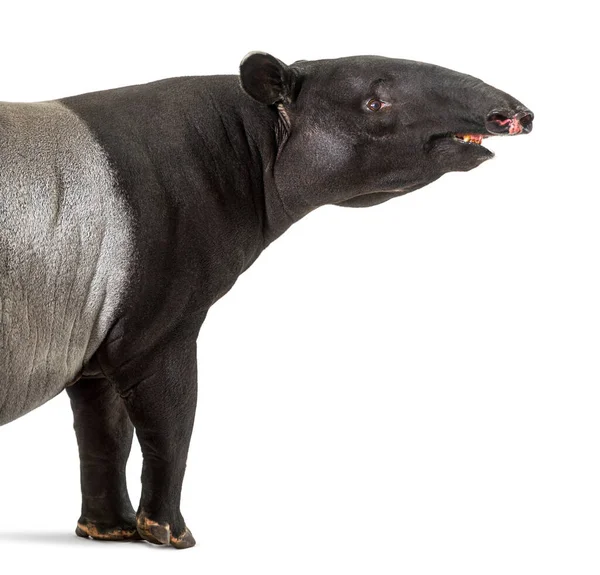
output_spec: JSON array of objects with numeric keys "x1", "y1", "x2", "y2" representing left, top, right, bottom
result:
[{"x1": 0, "y1": 53, "x2": 533, "y2": 548}]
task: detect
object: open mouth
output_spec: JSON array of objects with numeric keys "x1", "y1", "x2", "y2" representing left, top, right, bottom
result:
[
  {"x1": 427, "y1": 131, "x2": 495, "y2": 157},
  {"x1": 451, "y1": 132, "x2": 494, "y2": 154},
  {"x1": 454, "y1": 133, "x2": 486, "y2": 146},
  {"x1": 429, "y1": 109, "x2": 533, "y2": 157}
]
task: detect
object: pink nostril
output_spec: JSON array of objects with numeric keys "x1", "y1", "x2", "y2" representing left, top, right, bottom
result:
[
  {"x1": 486, "y1": 110, "x2": 533, "y2": 135},
  {"x1": 508, "y1": 117, "x2": 523, "y2": 135}
]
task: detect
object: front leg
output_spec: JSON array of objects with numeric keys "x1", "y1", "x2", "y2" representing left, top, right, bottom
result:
[
  {"x1": 67, "y1": 376, "x2": 139, "y2": 541},
  {"x1": 119, "y1": 335, "x2": 199, "y2": 549}
]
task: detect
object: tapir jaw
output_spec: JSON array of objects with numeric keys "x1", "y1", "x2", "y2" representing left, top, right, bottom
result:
[{"x1": 426, "y1": 105, "x2": 534, "y2": 171}]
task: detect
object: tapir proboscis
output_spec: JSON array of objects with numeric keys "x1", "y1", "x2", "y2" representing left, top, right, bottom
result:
[{"x1": 0, "y1": 52, "x2": 533, "y2": 548}]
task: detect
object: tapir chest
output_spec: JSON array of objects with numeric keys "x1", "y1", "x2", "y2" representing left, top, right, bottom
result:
[{"x1": 0, "y1": 101, "x2": 133, "y2": 425}]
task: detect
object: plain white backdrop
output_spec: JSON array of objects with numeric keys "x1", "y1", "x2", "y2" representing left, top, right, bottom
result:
[{"x1": 0, "y1": 1, "x2": 597, "y2": 573}]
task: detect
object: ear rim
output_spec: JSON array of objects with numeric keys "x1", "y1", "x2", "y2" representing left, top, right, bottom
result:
[{"x1": 239, "y1": 51, "x2": 294, "y2": 106}]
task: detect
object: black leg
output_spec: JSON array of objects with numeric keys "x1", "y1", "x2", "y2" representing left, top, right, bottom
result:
[
  {"x1": 120, "y1": 336, "x2": 198, "y2": 549},
  {"x1": 67, "y1": 377, "x2": 139, "y2": 541}
]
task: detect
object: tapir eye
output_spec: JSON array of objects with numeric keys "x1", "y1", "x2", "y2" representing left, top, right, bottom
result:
[{"x1": 366, "y1": 98, "x2": 386, "y2": 112}]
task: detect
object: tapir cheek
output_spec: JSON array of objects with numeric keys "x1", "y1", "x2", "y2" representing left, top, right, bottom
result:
[
  {"x1": 281, "y1": 129, "x2": 355, "y2": 184},
  {"x1": 307, "y1": 130, "x2": 354, "y2": 167}
]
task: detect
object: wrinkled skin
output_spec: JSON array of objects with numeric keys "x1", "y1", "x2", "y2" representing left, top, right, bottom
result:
[{"x1": 0, "y1": 53, "x2": 532, "y2": 549}]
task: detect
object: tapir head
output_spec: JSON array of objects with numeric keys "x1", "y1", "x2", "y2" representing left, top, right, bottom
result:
[{"x1": 240, "y1": 53, "x2": 533, "y2": 213}]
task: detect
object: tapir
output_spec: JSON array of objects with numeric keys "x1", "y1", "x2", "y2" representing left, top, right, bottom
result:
[{"x1": 0, "y1": 52, "x2": 533, "y2": 548}]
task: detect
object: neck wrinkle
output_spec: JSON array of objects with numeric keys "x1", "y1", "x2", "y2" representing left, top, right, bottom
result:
[{"x1": 235, "y1": 99, "x2": 300, "y2": 247}]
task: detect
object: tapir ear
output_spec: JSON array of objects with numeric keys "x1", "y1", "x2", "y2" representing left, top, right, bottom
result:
[{"x1": 240, "y1": 52, "x2": 294, "y2": 105}]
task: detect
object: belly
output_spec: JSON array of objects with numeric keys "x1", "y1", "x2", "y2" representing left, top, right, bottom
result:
[{"x1": 0, "y1": 101, "x2": 133, "y2": 425}]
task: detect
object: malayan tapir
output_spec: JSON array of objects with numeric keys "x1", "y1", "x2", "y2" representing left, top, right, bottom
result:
[{"x1": 0, "y1": 52, "x2": 533, "y2": 548}]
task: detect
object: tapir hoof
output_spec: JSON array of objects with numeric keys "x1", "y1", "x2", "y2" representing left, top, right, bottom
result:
[
  {"x1": 136, "y1": 512, "x2": 196, "y2": 549},
  {"x1": 170, "y1": 527, "x2": 196, "y2": 549},
  {"x1": 75, "y1": 520, "x2": 142, "y2": 541}
]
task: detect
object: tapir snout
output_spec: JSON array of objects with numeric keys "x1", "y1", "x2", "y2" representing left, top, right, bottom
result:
[{"x1": 486, "y1": 109, "x2": 534, "y2": 135}]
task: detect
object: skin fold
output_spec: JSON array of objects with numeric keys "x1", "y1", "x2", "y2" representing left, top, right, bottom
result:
[{"x1": 0, "y1": 53, "x2": 533, "y2": 548}]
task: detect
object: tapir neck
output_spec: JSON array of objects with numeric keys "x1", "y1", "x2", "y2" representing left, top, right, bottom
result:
[
  {"x1": 223, "y1": 88, "x2": 299, "y2": 247},
  {"x1": 61, "y1": 75, "x2": 301, "y2": 289},
  {"x1": 174, "y1": 76, "x2": 300, "y2": 250}
]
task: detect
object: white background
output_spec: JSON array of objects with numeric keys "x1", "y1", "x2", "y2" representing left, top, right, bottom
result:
[{"x1": 0, "y1": 1, "x2": 597, "y2": 573}]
